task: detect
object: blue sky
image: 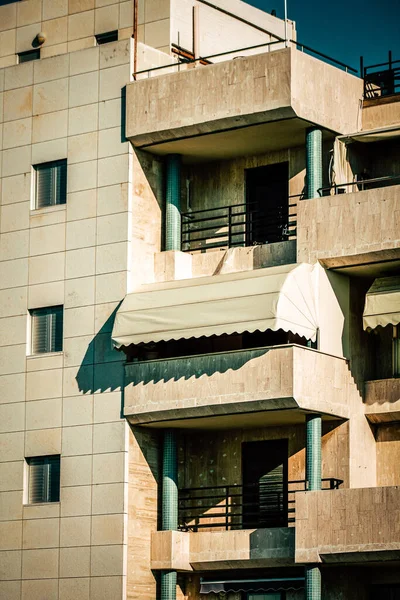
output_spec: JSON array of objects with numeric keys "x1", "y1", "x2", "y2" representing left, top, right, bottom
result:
[{"x1": 246, "y1": 0, "x2": 400, "y2": 73}]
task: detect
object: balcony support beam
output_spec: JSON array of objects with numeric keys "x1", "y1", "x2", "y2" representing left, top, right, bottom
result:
[
  {"x1": 161, "y1": 429, "x2": 178, "y2": 600},
  {"x1": 306, "y1": 127, "x2": 322, "y2": 199},
  {"x1": 165, "y1": 154, "x2": 182, "y2": 251}
]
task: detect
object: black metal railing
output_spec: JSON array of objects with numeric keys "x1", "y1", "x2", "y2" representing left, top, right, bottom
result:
[
  {"x1": 363, "y1": 52, "x2": 400, "y2": 99},
  {"x1": 317, "y1": 175, "x2": 400, "y2": 197},
  {"x1": 181, "y1": 198, "x2": 298, "y2": 252},
  {"x1": 178, "y1": 478, "x2": 343, "y2": 531}
]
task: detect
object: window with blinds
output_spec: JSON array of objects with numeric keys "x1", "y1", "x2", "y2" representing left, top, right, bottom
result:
[
  {"x1": 34, "y1": 160, "x2": 67, "y2": 209},
  {"x1": 30, "y1": 306, "x2": 63, "y2": 354},
  {"x1": 27, "y1": 456, "x2": 60, "y2": 504}
]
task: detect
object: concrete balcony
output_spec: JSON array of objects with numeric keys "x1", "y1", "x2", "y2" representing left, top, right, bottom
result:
[
  {"x1": 365, "y1": 378, "x2": 400, "y2": 423},
  {"x1": 123, "y1": 345, "x2": 357, "y2": 427},
  {"x1": 150, "y1": 528, "x2": 295, "y2": 571},
  {"x1": 297, "y1": 185, "x2": 400, "y2": 270},
  {"x1": 295, "y1": 486, "x2": 400, "y2": 563},
  {"x1": 125, "y1": 47, "x2": 362, "y2": 160}
]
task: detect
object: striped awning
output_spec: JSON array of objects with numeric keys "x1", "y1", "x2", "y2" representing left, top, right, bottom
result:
[
  {"x1": 200, "y1": 577, "x2": 305, "y2": 594},
  {"x1": 363, "y1": 276, "x2": 400, "y2": 330},
  {"x1": 112, "y1": 263, "x2": 318, "y2": 348}
]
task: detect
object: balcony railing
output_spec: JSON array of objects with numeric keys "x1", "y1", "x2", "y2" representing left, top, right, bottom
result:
[
  {"x1": 178, "y1": 478, "x2": 343, "y2": 531},
  {"x1": 181, "y1": 198, "x2": 298, "y2": 252},
  {"x1": 363, "y1": 53, "x2": 400, "y2": 99},
  {"x1": 317, "y1": 175, "x2": 400, "y2": 197}
]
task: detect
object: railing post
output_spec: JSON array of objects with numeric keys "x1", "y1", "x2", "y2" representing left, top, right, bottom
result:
[
  {"x1": 225, "y1": 486, "x2": 229, "y2": 531},
  {"x1": 165, "y1": 155, "x2": 182, "y2": 251},
  {"x1": 228, "y1": 206, "x2": 232, "y2": 248}
]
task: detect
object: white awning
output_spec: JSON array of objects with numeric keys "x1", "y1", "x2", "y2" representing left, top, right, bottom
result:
[
  {"x1": 112, "y1": 263, "x2": 318, "y2": 348},
  {"x1": 363, "y1": 276, "x2": 400, "y2": 330},
  {"x1": 339, "y1": 125, "x2": 400, "y2": 144}
]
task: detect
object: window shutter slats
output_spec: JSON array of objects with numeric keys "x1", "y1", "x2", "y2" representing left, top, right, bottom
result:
[
  {"x1": 31, "y1": 306, "x2": 63, "y2": 354},
  {"x1": 28, "y1": 456, "x2": 60, "y2": 504},
  {"x1": 35, "y1": 160, "x2": 67, "y2": 209}
]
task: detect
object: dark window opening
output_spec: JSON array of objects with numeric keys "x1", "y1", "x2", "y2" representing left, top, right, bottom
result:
[
  {"x1": 30, "y1": 306, "x2": 63, "y2": 355},
  {"x1": 126, "y1": 329, "x2": 312, "y2": 362},
  {"x1": 96, "y1": 30, "x2": 118, "y2": 45},
  {"x1": 26, "y1": 455, "x2": 60, "y2": 504},
  {"x1": 18, "y1": 49, "x2": 40, "y2": 63},
  {"x1": 34, "y1": 159, "x2": 67, "y2": 209}
]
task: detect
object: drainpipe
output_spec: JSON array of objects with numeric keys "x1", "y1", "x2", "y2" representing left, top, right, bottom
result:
[
  {"x1": 305, "y1": 413, "x2": 322, "y2": 600},
  {"x1": 160, "y1": 429, "x2": 178, "y2": 600},
  {"x1": 165, "y1": 155, "x2": 182, "y2": 251},
  {"x1": 306, "y1": 127, "x2": 322, "y2": 199}
]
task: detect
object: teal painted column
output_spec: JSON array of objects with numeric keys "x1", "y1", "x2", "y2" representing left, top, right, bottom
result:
[
  {"x1": 306, "y1": 127, "x2": 322, "y2": 199},
  {"x1": 306, "y1": 413, "x2": 322, "y2": 491},
  {"x1": 305, "y1": 565, "x2": 322, "y2": 600},
  {"x1": 161, "y1": 429, "x2": 178, "y2": 600},
  {"x1": 165, "y1": 154, "x2": 182, "y2": 251},
  {"x1": 160, "y1": 571, "x2": 177, "y2": 600},
  {"x1": 305, "y1": 414, "x2": 322, "y2": 600}
]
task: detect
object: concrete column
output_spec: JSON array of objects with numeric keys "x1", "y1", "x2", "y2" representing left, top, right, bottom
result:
[
  {"x1": 305, "y1": 565, "x2": 322, "y2": 600},
  {"x1": 165, "y1": 154, "x2": 181, "y2": 251},
  {"x1": 305, "y1": 414, "x2": 322, "y2": 600},
  {"x1": 161, "y1": 429, "x2": 178, "y2": 600},
  {"x1": 306, "y1": 127, "x2": 322, "y2": 199},
  {"x1": 306, "y1": 413, "x2": 322, "y2": 491}
]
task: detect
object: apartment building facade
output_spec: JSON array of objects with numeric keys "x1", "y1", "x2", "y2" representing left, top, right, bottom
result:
[{"x1": 0, "y1": 1, "x2": 399, "y2": 599}]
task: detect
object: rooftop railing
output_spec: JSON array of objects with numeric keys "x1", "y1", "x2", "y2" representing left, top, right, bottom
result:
[
  {"x1": 178, "y1": 478, "x2": 343, "y2": 531},
  {"x1": 134, "y1": 39, "x2": 357, "y2": 79},
  {"x1": 181, "y1": 197, "x2": 299, "y2": 252},
  {"x1": 317, "y1": 175, "x2": 400, "y2": 197},
  {"x1": 362, "y1": 52, "x2": 400, "y2": 99}
]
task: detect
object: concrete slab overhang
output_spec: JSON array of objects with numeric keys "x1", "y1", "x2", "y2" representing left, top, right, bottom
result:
[
  {"x1": 151, "y1": 528, "x2": 295, "y2": 572},
  {"x1": 297, "y1": 184, "x2": 400, "y2": 272},
  {"x1": 123, "y1": 345, "x2": 355, "y2": 428},
  {"x1": 295, "y1": 487, "x2": 400, "y2": 565},
  {"x1": 125, "y1": 47, "x2": 362, "y2": 160}
]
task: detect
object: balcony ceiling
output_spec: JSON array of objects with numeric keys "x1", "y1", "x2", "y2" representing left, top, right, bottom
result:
[
  {"x1": 137, "y1": 408, "x2": 341, "y2": 430},
  {"x1": 140, "y1": 118, "x2": 334, "y2": 163}
]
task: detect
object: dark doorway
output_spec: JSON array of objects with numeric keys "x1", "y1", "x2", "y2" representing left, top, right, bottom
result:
[
  {"x1": 245, "y1": 162, "x2": 289, "y2": 245},
  {"x1": 370, "y1": 585, "x2": 400, "y2": 600},
  {"x1": 242, "y1": 439, "x2": 288, "y2": 528}
]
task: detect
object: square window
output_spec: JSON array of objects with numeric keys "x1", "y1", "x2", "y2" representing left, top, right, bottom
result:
[
  {"x1": 18, "y1": 49, "x2": 40, "y2": 63},
  {"x1": 30, "y1": 306, "x2": 63, "y2": 354},
  {"x1": 26, "y1": 456, "x2": 60, "y2": 504},
  {"x1": 33, "y1": 160, "x2": 67, "y2": 209},
  {"x1": 96, "y1": 30, "x2": 118, "y2": 45}
]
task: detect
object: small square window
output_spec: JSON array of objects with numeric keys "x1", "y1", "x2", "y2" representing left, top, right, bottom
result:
[
  {"x1": 30, "y1": 306, "x2": 63, "y2": 354},
  {"x1": 96, "y1": 30, "x2": 118, "y2": 45},
  {"x1": 33, "y1": 160, "x2": 67, "y2": 209},
  {"x1": 18, "y1": 49, "x2": 40, "y2": 63},
  {"x1": 26, "y1": 456, "x2": 60, "y2": 504}
]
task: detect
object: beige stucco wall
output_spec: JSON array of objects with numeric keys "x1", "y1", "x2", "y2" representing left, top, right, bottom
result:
[
  {"x1": 295, "y1": 486, "x2": 400, "y2": 563},
  {"x1": 297, "y1": 185, "x2": 400, "y2": 266},
  {"x1": 0, "y1": 5, "x2": 137, "y2": 597}
]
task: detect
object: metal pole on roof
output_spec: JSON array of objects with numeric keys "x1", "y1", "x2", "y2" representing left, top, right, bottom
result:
[{"x1": 284, "y1": 0, "x2": 288, "y2": 47}]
